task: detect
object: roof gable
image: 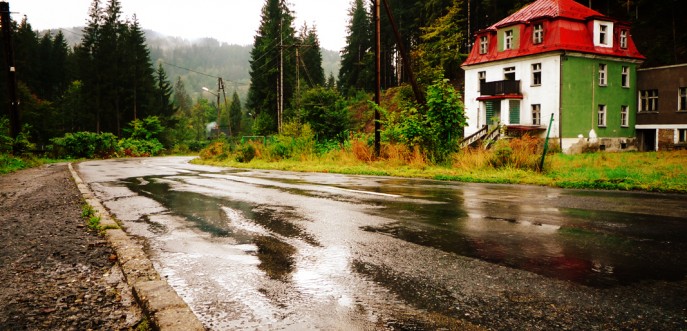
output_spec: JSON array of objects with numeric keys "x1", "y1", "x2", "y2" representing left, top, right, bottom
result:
[{"x1": 490, "y1": 0, "x2": 604, "y2": 29}]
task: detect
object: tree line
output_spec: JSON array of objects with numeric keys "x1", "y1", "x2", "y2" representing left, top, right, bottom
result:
[{"x1": 2, "y1": 0, "x2": 684, "y2": 160}]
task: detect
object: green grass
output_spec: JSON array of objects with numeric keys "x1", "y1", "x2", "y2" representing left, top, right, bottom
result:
[
  {"x1": 194, "y1": 147, "x2": 687, "y2": 194},
  {"x1": 0, "y1": 154, "x2": 41, "y2": 174}
]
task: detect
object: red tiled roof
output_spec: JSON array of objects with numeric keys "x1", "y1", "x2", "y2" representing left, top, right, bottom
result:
[
  {"x1": 489, "y1": 0, "x2": 603, "y2": 30},
  {"x1": 462, "y1": 0, "x2": 645, "y2": 67}
]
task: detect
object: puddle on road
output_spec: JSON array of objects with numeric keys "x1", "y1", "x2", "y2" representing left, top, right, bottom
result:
[
  {"x1": 356, "y1": 184, "x2": 687, "y2": 288},
  {"x1": 124, "y1": 176, "x2": 316, "y2": 282}
]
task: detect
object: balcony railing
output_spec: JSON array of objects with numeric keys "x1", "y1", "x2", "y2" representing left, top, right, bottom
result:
[{"x1": 480, "y1": 80, "x2": 521, "y2": 96}]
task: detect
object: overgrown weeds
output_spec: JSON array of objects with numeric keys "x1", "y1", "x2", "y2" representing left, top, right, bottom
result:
[
  {"x1": 194, "y1": 134, "x2": 687, "y2": 194},
  {"x1": 81, "y1": 204, "x2": 101, "y2": 230}
]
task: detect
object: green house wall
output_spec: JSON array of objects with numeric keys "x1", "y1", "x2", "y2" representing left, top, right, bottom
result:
[{"x1": 560, "y1": 56, "x2": 637, "y2": 139}]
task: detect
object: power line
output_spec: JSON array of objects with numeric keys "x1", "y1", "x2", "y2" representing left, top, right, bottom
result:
[{"x1": 160, "y1": 60, "x2": 249, "y2": 86}]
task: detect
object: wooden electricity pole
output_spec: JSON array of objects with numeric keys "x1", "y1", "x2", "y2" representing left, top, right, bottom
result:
[{"x1": 374, "y1": 0, "x2": 381, "y2": 157}]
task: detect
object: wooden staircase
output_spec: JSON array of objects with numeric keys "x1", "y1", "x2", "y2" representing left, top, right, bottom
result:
[{"x1": 459, "y1": 124, "x2": 502, "y2": 149}]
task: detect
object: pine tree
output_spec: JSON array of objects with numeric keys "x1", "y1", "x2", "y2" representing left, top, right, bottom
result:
[
  {"x1": 246, "y1": 0, "x2": 297, "y2": 134},
  {"x1": 417, "y1": 0, "x2": 466, "y2": 82},
  {"x1": 74, "y1": 0, "x2": 103, "y2": 132},
  {"x1": 153, "y1": 63, "x2": 176, "y2": 120},
  {"x1": 123, "y1": 16, "x2": 156, "y2": 120},
  {"x1": 229, "y1": 91, "x2": 242, "y2": 137},
  {"x1": 299, "y1": 24, "x2": 325, "y2": 88},
  {"x1": 338, "y1": 0, "x2": 373, "y2": 95}
]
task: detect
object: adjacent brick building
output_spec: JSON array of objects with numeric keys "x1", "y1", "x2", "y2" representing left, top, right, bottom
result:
[{"x1": 635, "y1": 64, "x2": 687, "y2": 151}]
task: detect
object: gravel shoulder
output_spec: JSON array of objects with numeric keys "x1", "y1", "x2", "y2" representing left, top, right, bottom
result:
[{"x1": 0, "y1": 164, "x2": 143, "y2": 330}]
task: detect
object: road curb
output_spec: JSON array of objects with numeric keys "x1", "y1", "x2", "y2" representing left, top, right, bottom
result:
[{"x1": 68, "y1": 163, "x2": 205, "y2": 331}]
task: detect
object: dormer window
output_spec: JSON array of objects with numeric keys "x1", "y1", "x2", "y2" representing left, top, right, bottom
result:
[
  {"x1": 533, "y1": 23, "x2": 544, "y2": 44},
  {"x1": 620, "y1": 30, "x2": 628, "y2": 49},
  {"x1": 504, "y1": 30, "x2": 514, "y2": 50},
  {"x1": 599, "y1": 24, "x2": 608, "y2": 45},
  {"x1": 479, "y1": 36, "x2": 488, "y2": 54},
  {"x1": 594, "y1": 21, "x2": 614, "y2": 47}
]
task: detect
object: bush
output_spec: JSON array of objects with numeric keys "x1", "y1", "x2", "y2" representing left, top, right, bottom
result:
[
  {"x1": 236, "y1": 143, "x2": 256, "y2": 163},
  {"x1": 118, "y1": 138, "x2": 164, "y2": 157},
  {"x1": 199, "y1": 141, "x2": 231, "y2": 160},
  {"x1": 50, "y1": 132, "x2": 118, "y2": 159}
]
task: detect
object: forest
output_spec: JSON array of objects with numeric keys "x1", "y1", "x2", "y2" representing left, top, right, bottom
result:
[{"x1": 1, "y1": 0, "x2": 685, "y2": 162}]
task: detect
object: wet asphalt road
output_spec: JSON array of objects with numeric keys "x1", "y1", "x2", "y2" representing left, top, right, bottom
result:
[{"x1": 77, "y1": 157, "x2": 687, "y2": 330}]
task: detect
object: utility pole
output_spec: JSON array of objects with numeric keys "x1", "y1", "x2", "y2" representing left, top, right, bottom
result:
[
  {"x1": 0, "y1": 1, "x2": 19, "y2": 154},
  {"x1": 374, "y1": 0, "x2": 381, "y2": 157},
  {"x1": 279, "y1": 18, "x2": 284, "y2": 134}
]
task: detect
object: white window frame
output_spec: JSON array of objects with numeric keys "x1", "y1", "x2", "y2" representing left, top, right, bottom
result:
[
  {"x1": 504, "y1": 66, "x2": 516, "y2": 80},
  {"x1": 620, "y1": 105, "x2": 629, "y2": 127},
  {"x1": 531, "y1": 63, "x2": 542, "y2": 86},
  {"x1": 679, "y1": 87, "x2": 687, "y2": 111},
  {"x1": 621, "y1": 66, "x2": 630, "y2": 88},
  {"x1": 532, "y1": 104, "x2": 541, "y2": 125},
  {"x1": 679, "y1": 129, "x2": 687, "y2": 143},
  {"x1": 620, "y1": 30, "x2": 628, "y2": 49},
  {"x1": 504, "y1": 30, "x2": 514, "y2": 50},
  {"x1": 639, "y1": 90, "x2": 659, "y2": 112},
  {"x1": 533, "y1": 23, "x2": 543, "y2": 44},
  {"x1": 594, "y1": 21, "x2": 614, "y2": 47},
  {"x1": 599, "y1": 63, "x2": 607, "y2": 86},
  {"x1": 599, "y1": 24, "x2": 608, "y2": 45},
  {"x1": 598, "y1": 104, "x2": 607, "y2": 127},
  {"x1": 479, "y1": 36, "x2": 488, "y2": 54}
]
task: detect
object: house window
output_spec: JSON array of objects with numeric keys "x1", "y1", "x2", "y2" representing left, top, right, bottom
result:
[
  {"x1": 479, "y1": 36, "x2": 488, "y2": 54},
  {"x1": 532, "y1": 104, "x2": 541, "y2": 125},
  {"x1": 679, "y1": 129, "x2": 687, "y2": 143},
  {"x1": 620, "y1": 30, "x2": 628, "y2": 49},
  {"x1": 504, "y1": 30, "x2": 514, "y2": 50},
  {"x1": 533, "y1": 23, "x2": 543, "y2": 44},
  {"x1": 599, "y1": 24, "x2": 609, "y2": 45},
  {"x1": 639, "y1": 90, "x2": 659, "y2": 112},
  {"x1": 532, "y1": 63, "x2": 542, "y2": 86},
  {"x1": 679, "y1": 87, "x2": 687, "y2": 111},
  {"x1": 621, "y1": 66, "x2": 630, "y2": 88},
  {"x1": 478, "y1": 71, "x2": 486, "y2": 91},
  {"x1": 621, "y1": 105, "x2": 629, "y2": 127},
  {"x1": 598, "y1": 105, "x2": 607, "y2": 127},
  {"x1": 599, "y1": 63, "x2": 607, "y2": 86},
  {"x1": 504, "y1": 67, "x2": 516, "y2": 80}
]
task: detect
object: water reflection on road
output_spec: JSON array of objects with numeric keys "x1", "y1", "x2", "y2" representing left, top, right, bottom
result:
[{"x1": 79, "y1": 157, "x2": 687, "y2": 330}]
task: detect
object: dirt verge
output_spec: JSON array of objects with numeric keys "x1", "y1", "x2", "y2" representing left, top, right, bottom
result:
[{"x1": 0, "y1": 164, "x2": 143, "y2": 330}]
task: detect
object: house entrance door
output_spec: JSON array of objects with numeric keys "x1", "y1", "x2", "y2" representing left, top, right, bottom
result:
[{"x1": 485, "y1": 101, "x2": 501, "y2": 126}]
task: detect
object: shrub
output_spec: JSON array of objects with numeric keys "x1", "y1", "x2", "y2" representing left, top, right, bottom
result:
[
  {"x1": 50, "y1": 132, "x2": 118, "y2": 159},
  {"x1": 236, "y1": 143, "x2": 256, "y2": 163},
  {"x1": 199, "y1": 141, "x2": 230, "y2": 160},
  {"x1": 118, "y1": 138, "x2": 164, "y2": 157}
]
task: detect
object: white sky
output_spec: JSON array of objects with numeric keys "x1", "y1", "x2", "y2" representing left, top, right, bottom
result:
[{"x1": 11, "y1": 0, "x2": 350, "y2": 51}]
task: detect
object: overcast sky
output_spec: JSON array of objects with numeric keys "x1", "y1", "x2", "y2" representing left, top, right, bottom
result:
[{"x1": 11, "y1": 0, "x2": 350, "y2": 51}]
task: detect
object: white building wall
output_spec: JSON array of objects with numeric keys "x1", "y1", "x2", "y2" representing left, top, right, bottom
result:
[{"x1": 463, "y1": 53, "x2": 562, "y2": 139}]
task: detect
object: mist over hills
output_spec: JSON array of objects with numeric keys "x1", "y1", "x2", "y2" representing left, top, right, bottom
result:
[{"x1": 54, "y1": 28, "x2": 341, "y2": 102}]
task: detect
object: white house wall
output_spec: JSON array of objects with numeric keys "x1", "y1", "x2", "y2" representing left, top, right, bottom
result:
[{"x1": 463, "y1": 54, "x2": 562, "y2": 138}]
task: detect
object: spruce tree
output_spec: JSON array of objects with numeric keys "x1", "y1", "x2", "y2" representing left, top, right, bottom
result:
[
  {"x1": 229, "y1": 91, "x2": 242, "y2": 137},
  {"x1": 338, "y1": 0, "x2": 373, "y2": 95},
  {"x1": 246, "y1": 0, "x2": 296, "y2": 134},
  {"x1": 299, "y1": 24, "x2": 325, "y2": 88},
  {"x1": 124, "y1": 16, "x2": 156, "y2": 121},
  {"x1": 153, "y1": 63, "x2": 176, "y2": 120}
]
